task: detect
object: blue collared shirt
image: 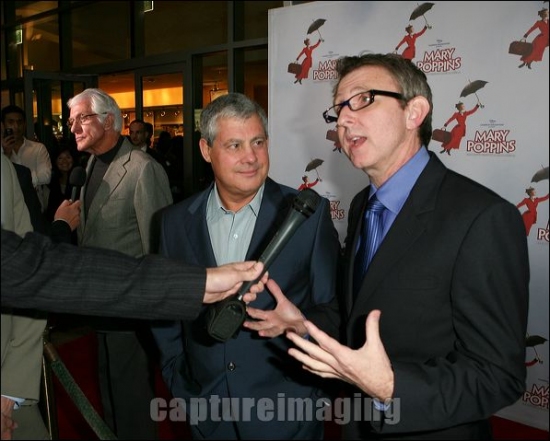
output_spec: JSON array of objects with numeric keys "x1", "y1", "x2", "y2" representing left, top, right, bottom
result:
[
  {"x1": 206, "y1": 184, "x2": 264, "y2": 265},
  {"x1": 369, "y1": 147, "x2": 430, "y2": 238}
]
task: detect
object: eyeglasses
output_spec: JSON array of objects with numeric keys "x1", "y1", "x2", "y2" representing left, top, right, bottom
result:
[
  {"x1": 322, "y1": 90, "x2": 404, "y2": 123},
  {"x1": 66, "y1": 113, "x2": 106, "y2": 128}
]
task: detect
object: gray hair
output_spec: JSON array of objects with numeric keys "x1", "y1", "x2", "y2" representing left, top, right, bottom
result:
[
  {"x1": 67, "y1": 88, "x2": 123, "y2": 133},
  {"x1": 200, "y1": 93, "x2": 268, "y2": 146}
]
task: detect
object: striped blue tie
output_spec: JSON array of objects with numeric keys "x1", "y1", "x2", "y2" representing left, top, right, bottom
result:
[{"x1": 354, "y1": 196, "x2": 385, "y2": 297}]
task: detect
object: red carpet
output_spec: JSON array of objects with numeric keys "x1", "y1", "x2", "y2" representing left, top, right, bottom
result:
[{"x1": 50, "y1": 331, "x2": 548, "y2": 440}]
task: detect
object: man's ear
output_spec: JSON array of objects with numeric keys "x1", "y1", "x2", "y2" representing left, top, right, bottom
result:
[
  {"x1": 199, "y1": 138, "x2": 212, "y2": 163},
  {"x1": 405, "y1": 96, "x2": 430, "y2": 130}
]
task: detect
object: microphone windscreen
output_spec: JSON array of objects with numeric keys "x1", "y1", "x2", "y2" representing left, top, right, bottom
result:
[
  {"x1": 294, "y1": 188, "x2": 321, "y2": 218},
  {"x1": 69, "y1": 166, "x2": 87, "y2": 187}
]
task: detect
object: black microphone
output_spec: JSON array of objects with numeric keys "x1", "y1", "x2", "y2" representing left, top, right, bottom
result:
[
  {"x1": 205, "y1": 188, "x2": 322, "y2": 342},
  {"x1": 69, "y1": 166, "x2": 87, "y2": 201}
]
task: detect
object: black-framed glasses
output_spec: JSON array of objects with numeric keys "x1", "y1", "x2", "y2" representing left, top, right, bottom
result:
[
  {"x1": 322, "y1": 90, "x2": 404, "y2": 123},
  {"x1": 66, "y1": 112, "x2": 107, "y2": 128}
]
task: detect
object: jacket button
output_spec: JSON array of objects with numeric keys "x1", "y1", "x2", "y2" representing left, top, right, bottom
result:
[{"x1": 227, "y1": 362, "x2": 236, "y2": 371}]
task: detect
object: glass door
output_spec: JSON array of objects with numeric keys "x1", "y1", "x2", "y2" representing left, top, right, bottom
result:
[
  {"x1": 23, "y1": 70, "x2": 97, "y2": 158},
  {"x1": 136, "y1": 65, "x2": 185, "y2": 201}
]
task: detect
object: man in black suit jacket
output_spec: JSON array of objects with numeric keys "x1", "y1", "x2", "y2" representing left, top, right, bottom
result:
[{"x1": 247, "y1": 54, "x2": 529, "y2": 439}]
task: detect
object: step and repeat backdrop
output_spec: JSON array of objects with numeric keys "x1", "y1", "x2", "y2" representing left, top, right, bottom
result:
[{"x1": 268, "y1": 1, "x2": 548, "y2": 431}]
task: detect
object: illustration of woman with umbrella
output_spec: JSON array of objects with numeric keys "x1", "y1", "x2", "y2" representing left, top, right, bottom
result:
[
  {"x1": 440, "y1": 101, "x2": 480, "y2": 155},
  {"x1": 516, "y1": 186, "x2": 549, "y2": 235},
  {"x1": 518, "y1": 8, "x2": 549, "y2": 69},
  {"x1": 294, "y1": 37, "x2": 322, "y2": 84},
  {"x1": 395, "y1": 24, "x2": 428, "y2": 61},
  {"x1": 298, "y1": 174, "x2": 320, "y2": 191}
]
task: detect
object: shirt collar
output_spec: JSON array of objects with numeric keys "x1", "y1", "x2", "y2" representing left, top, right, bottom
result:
[
  {"x1": 207, "y1": 182, "x2": 265, "y2": 219},
  {"x1": 371, "y1": 147, "x2": 430, "y2": 214}
]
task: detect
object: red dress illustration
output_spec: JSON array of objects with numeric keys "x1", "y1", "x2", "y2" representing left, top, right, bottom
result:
[
  {"x1": 395, "y1": 25, "x2": 427, "y2": 60},
  {"x1": 440, "y1": 103, "x2": 479, "y2": 155},
  {"x1": 295, "y1": 38, "x2": 321, "y2": 84},
  {"x1": 519, "y1": 9, "x2": 549, "y2": 68},
  {"x1": 298, "y1": 175, "x2": 319, "y2": 191},
  {"x1": 516, "y1": 189, "x2": 549, "y2": 235}
]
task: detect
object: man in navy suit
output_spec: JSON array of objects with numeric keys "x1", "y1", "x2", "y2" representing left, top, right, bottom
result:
[
  {"x1": 248, "y1": 54, "x2": 529, "y2": 439},
  {"x1": 151, "y1": 93, "x2": 340, "y2": 439}
]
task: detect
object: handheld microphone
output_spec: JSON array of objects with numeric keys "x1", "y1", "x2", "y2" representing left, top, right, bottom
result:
[
  {"x1": 69, "y1": 166, "x2": 87, "y2": 201},
  {"x1": 205, "y1": 188, "x2": 322, "y2": 342}
]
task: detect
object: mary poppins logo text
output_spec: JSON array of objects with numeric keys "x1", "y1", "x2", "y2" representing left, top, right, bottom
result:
[
  {"x1": 417, "y1": 48, "x2": 461, "y2": 73},
  {"x1": 330, "y1": 200, "x2": 345, "y2": 221},
  {"x1": 523, "y1": 384, "x2": 549, "y2": 409},
  {"x1": 466, "y1": 129, "x2": 516, "y2": 155},
  {"x1": 314, "y1": 59, "x2": 339, "y2": 81},
  {"x1": 538, "y1": 220, "x2": 549, "y2": 242}
]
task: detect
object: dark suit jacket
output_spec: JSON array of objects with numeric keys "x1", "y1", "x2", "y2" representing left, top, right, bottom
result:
[
  {"x1": 1, "y1": 228, "x2": 208, "y2": 321},
  {"x1": 151, "y1": 178, "x2": 341, "y2": 439},
  {"x1": 311, "y1": 152, "x2": 529, "y2": 439}
]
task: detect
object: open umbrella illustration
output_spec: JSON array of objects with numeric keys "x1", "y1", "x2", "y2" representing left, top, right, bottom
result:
[
  {"x1": 531, "y1": 166, "x2": 549, "y2": 183},
  {"x1": 305, "y1": 158, "x2": 324, "y2": 179},
  {"x1": 525, "y1": 334, "x2": 546, "y2": 367},
  {"x1": 460, "y1": 79, "x2": 488, "y2": 108},
  {"x1": 409, "y1": 3, "x2": 434, "y2": 29},
  {"x1": 307, "y1": 18, "x2": 326, "y2": 41}
]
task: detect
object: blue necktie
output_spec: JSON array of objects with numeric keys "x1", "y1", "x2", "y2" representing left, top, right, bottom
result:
[{"x1": 353, "y1": 196, "x2": 385, "y2": 297}]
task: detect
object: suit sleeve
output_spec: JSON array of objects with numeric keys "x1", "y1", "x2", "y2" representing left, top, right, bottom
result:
[
  {"x1": 135, "y1": 159, "x2": 173, "y2": 254},
  {"x1": 1, "y1": 229, "x2": 207, "y2": 321}
]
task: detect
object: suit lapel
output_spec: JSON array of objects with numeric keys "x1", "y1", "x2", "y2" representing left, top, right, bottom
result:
[
  {"x1": 350, "y1": 153, "x2": 447, "y2": 317},
  {"x1": 81, "y1": 142, "x2": 130, "y2": 236},
  {"x1": 245, "y1": 178, "x2": 290, "y2": 261},
  {"x1": 185, "y1": 190, "x2": 218, "y2": 267}
]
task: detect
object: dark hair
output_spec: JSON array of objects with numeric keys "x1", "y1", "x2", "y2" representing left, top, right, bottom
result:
[
  {"x1": 1, "y1": 105, "x2": 26, "y2": 123},
  {"x1": 332, "y1": 53, "x2": 433, "y2": 148}
]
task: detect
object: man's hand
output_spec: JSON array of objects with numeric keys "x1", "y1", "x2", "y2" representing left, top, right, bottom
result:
[
  {"x1": 204, "y1": 261, "x2": 266, "y2": 304},
  {"x1": 286, "y1": 310, "x2": 394, "y2": 401},
  {"x1": 1, "y1": 130, "x2": 15, "y2": 158},
  {"x1": 1, "y1": 396, "x2": 17, "y2": 440},
  {"x1": 244, "y1": 278, "x2": 308, "y2": 338},
  {"x1": 54, "y1": 199, "x2": 81, "y2": 231}
]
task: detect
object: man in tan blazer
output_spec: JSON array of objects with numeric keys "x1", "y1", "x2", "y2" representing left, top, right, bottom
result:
[
  {"x1": 67, "y1": 88, "x2": 172, "y2": 439},
  {"x1": 1, "y1": 154, "x2": 49, "y2": 440}
]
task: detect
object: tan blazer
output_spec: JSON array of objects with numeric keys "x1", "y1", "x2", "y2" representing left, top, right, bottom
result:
[
  {"x1": 1, "y1": 154, "x2": 49, "y2": 439},
  {"x1": 78, "y1": 138, "x2": 172, "y2": 257}
]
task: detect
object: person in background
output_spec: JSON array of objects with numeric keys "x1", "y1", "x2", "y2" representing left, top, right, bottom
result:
[
  {"x1": 45, "y1": 147, "x2": 77, "y2": 224},
  {"x1": 247, "y1": 53, "x2": 529, "y2": 440},
  {"x1": 1, "y1": 105, "x2": 52, "y2": 213},
  {"x1": 151, "y1": 93, "x2": 340, "y2": 440},
  {"x1": 67, "y1": 88, "x2": 172, "y2": 440},
  {"x1": 144, "y1": 121, "x2": 154, "y2": 149}
]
